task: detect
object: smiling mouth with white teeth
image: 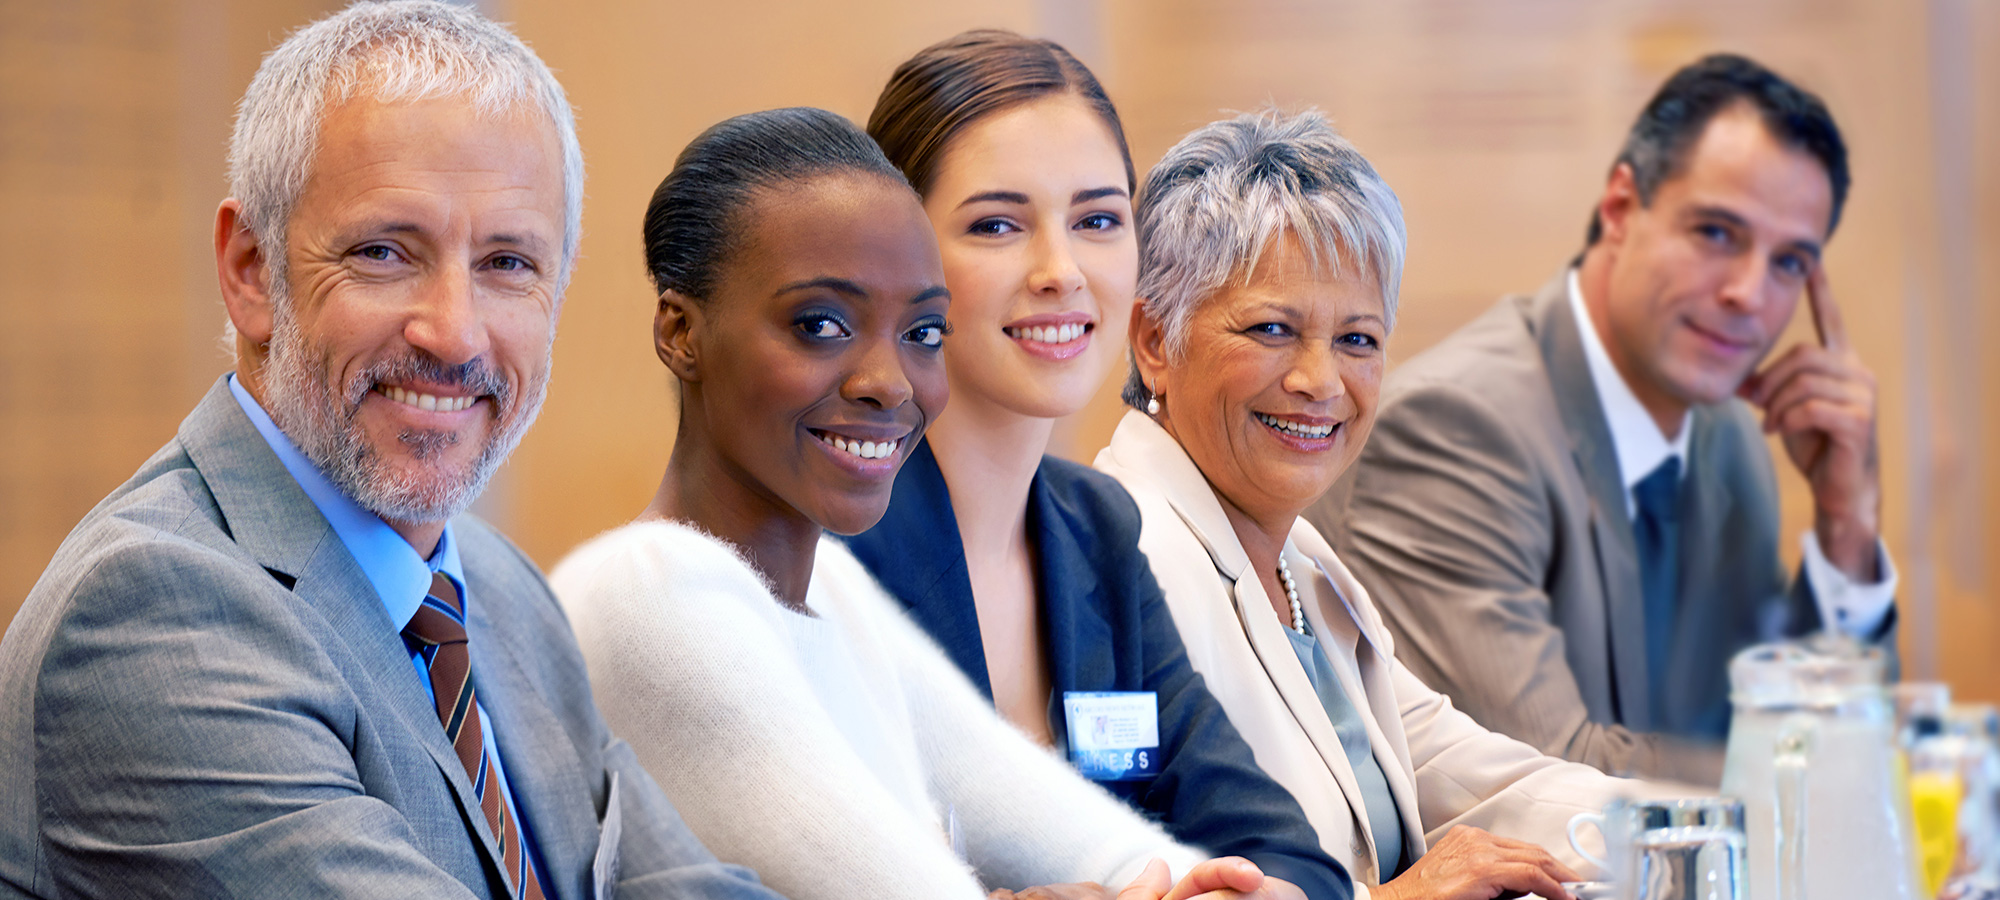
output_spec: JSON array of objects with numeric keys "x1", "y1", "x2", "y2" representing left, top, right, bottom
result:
[
  {"x1": 1004, "y1": 322, "x2": 1090, "y2": 344},
  {"x1": 376, "y1": 385, "x2": 478, "y2": 412},
  {"x1": 811, "y1": 431, "x2": 903, "y2": 460},
  {"x1": 1254, "y1": 412, "x2": 1335, "y2": 440}
]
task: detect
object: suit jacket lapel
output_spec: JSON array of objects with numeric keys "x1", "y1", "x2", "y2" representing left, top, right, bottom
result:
[
  {"x1": 179, "y1": 379, "x2": 335, "y2": 583},
  {"x1": 1030, "y1": 465, "x2": 1110, "y2": 701},
  {"x1": 1295, "y1": 526, "x2": 1427, "y2": 866},
  {"x1": 467, "y1": 587, "x2": 598, "y2": 900},
  {"x1": 179, "y1": 377, "x2": 511, "y2": 889},
  {"x1": 1528, "y1": 277, "x2": 1655, "y2": 729},
  {"x1": 1104, "y1": 414, "x2": 1382, "y2": 864},
  {"x1": 1238, "y1": 570, "x2": 1381, "y2": 869}
]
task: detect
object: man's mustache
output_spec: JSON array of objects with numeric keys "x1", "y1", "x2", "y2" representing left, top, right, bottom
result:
[{"x1": 343, "y1": 354, "x2": 513, "y2": 414}]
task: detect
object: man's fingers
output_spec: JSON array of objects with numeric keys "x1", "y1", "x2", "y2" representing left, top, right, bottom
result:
[
  {"x1": 1749, "y1": 344, "x2": 1875, "y2": 412},
  {"x1": 1807, "y1": 261, "x2": 1848, "y2": 352},
  {"x1": 1743, "y1": 343, "x2": 1835, "y2": 407},
  {"x1": 1759, "y1": 372, "x2": 1865, "y2": 431},
  {"x1": 1117, "y1": 859, "x2": 1173, "y2": 900},
  {"x1": 1742, "y1": 343, "x2": 1811, "y2": 406},
  {"x1": 1772, "y1": 397, "x2": 1862, "y2": 439}
]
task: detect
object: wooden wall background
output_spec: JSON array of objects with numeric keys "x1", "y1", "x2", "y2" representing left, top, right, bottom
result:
[{"x1": 2, "y1": 0, "x2": 1993, "y2": 698}]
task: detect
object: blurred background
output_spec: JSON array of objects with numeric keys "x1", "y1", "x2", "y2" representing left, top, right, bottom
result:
[{"x1": 1, "y1": 0, "x2": 1993, "y2": 698}]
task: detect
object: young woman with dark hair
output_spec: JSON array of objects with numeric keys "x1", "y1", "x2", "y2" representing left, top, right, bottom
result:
[
  {"x1": 551, "y1": 106, "x2": 1317, "y2": 900},
  {"x1": 844, "y1": 31, "x2": 1348, "y2": 900}
]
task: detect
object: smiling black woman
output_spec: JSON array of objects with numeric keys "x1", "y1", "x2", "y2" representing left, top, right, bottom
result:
[{"x1": 549, "y1": 106, "x2": 1332, "y2": 900}]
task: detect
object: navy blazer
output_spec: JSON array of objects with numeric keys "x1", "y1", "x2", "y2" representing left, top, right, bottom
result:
[{"x1": 845, "y1": 440, "x2": 1351, "y2": 900}]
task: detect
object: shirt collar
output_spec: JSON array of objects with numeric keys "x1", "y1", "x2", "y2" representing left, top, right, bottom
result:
[
  {"x1": 227, "y1": 374, "x2": 464, "y2": 630},
  {"x1": 1566, "y1": 269, "x2": 1692, "y2": 503}
]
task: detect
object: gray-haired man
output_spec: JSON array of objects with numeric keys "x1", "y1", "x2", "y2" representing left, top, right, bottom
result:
[{"x1": 0, "y1": 3, "x2": 785, "y2": 897}]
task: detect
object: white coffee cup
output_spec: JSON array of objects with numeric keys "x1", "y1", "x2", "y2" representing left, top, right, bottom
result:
[{"x1": 1567, "y1": 806, "x2": 1629, "y2": 873}]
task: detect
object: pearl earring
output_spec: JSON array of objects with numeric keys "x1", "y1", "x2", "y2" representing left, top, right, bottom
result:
[{"x1": 1146, "y1": 388, "x2": 1161, "y2": 416}]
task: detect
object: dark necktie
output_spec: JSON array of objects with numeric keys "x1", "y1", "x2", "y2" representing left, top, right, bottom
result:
[
  {"x1": 1632, "y1": 457, "x2": 1683, "y2": 723},
  {"x1": 403, "y1": 572, "x2": 546, "y2": 900}
]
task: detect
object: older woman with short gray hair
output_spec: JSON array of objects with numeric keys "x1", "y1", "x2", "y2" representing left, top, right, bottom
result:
[{"x1": 1095, "y1": 109, "x2": 1640, "y2": 900}]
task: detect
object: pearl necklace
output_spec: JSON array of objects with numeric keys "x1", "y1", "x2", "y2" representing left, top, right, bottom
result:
[{"x1": 1278, "y1": 555, "x2": 1306, "y2": 634}]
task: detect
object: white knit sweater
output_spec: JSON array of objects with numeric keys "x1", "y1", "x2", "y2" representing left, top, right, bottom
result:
[{"x1": 551, "y1": 521, "x2": 1205, "y2": 900}]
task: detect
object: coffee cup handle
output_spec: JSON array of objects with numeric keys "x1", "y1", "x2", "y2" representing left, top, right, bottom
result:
[{"x1": 1567, "y1": 811, "x2": 1612, "y2": 871}]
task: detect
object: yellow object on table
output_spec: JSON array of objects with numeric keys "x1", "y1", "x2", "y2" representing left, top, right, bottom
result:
[{"x1": 1914, "y1": 769, "x2": 1966, "y2": 898}]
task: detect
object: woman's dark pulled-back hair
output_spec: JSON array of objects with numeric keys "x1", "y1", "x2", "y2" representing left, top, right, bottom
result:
[
  {"x1": 867, "y1": 29, "x2": 1135, "y2": 198},
  {"x1": 644, "y1": 107, "x2": 907, "y2": 302},
  {"x1": 1586, "y1": 53, "x2": 1850, "y2": 246}
]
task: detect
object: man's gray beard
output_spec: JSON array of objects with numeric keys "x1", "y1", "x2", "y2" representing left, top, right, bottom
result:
[{"x1": 259, "y1": 291, "x2": 549, "y2": 527}]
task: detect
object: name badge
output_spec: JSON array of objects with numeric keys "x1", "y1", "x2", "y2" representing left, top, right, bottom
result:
[{"x1": 1062, "y1": 691, "x2": 1162, "y2": 782}]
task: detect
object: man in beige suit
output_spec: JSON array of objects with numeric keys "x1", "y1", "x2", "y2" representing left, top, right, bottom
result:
[{"x1": 1309, "y1": 54, "x2": 1897, "y2": 782}]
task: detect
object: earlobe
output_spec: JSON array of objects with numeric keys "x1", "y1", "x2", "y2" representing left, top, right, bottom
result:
[
  {"x1": 655, "y1": 290, "x2": 702, "y2": 383},
  {"x1": 1128, "y1": 300, "x2": 1170, "y2": 396},
  {"x1": 214, "y1": 199, "x2": 276, "y2": 345}
]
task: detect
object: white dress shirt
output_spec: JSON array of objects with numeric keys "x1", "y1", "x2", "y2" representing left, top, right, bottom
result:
[{"x1": 1566, "y1": 270, "x2": 1896, "y2": 637}]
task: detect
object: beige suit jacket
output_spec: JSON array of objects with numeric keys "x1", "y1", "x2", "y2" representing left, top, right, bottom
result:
[
  {"x1": 1307, "y1": 273, "x2": 1835, "y2": 782},
  {"x1": 1097, "y1": 411, "x2": 1632, "y2": 894}
]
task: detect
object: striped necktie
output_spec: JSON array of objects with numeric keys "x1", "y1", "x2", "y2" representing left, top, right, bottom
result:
[{"x1": 403, "y1": 572, "x2": 547, "y2": 900}]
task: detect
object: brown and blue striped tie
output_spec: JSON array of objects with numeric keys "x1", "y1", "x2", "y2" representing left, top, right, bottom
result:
[{"x1": 403, "y1": 572, "x2": 547, "y2": 900}]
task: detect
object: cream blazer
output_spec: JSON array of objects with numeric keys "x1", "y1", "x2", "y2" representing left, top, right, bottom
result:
[{"x1": 1096, "y1": 411, "x2": 1634, "y2": 893}]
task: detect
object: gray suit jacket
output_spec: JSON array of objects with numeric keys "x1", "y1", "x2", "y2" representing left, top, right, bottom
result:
[
  {"x1": 1307, "y1": 274, "x2": 1848, "y2": 781},
  {"x1": 0, "y1": 378, "x2": 782, "y2": 900}
]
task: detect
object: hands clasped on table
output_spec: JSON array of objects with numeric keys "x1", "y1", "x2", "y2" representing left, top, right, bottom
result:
[{"x1": 990, "y1": 857, "x2": 1306, "y2": 900}]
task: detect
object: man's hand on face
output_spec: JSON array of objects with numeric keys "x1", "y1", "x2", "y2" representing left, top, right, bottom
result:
[{"x1": 1738, "y1": 262, "x2": 1883, "y2": 582}]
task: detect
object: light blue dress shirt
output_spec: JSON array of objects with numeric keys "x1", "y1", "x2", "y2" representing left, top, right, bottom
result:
[
  {"x1": 228, "y1": 375, "x2": 550, "y2": 893},
  {"x1": 1282, "y1": 626, "x2": 1406, "y2": 879}
]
